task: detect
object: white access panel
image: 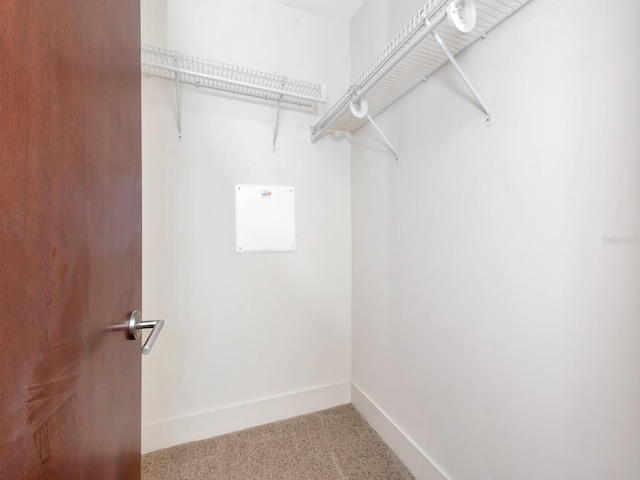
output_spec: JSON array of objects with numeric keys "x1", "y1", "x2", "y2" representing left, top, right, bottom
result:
[{"x1": 235, "y1": 185, "x2": 296, "y2": 253}]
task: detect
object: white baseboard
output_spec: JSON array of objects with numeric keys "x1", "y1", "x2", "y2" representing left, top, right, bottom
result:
[
  {"x1": 351, "y1": 383, "x2": 452, "y2": 480},
  {"x1": 142, "y1": 381, "x2": 351, "y2": 453}
]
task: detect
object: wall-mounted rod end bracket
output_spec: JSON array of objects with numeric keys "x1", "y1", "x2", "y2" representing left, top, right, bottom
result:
[
  {"x1": 484, "y1": 114, "x2": 492, "y2": 126},
  {"x1": 447, "y1": 0, "x2": 477, "y2": 34}
]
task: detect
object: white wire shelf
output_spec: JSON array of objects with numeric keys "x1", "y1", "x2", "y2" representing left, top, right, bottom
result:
[
  {"x1": 141, "y1": 45, "x2": 326, "y2": 146},
  {"x1": 311, "y1": 0, "x2": 532, "y2": 142},
  {"x1": 142, "y1": 45, "x2": 326, "y2": 107}
]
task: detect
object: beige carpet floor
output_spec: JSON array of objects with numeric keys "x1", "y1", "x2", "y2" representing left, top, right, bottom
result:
[{"x1": 142, "y1": 404, "x2": 415, "y2": 480}]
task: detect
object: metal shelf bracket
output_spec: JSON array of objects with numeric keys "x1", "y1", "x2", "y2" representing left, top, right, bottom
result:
[
  {"x1": 351, "y1": 99, "x2": 399, "y2": 161},
  {"x1": 173, "y1": 57, "x2": 183, "y2": 139},
  {"x1": 273, "y1": 77, "x2": 286, "y2": 153},
  {"x1": 431, "y1": 29, "x2": 491, "y2": 125}
]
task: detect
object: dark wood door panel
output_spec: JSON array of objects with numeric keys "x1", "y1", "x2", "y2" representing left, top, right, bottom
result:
[{"x1": 1, "y1": 1, "x2": 141, "y2": 478}]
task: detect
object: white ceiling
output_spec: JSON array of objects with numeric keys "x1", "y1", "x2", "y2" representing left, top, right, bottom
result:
[{"x1": 269, "y1": 0, "x2": 368, "y2": 23}]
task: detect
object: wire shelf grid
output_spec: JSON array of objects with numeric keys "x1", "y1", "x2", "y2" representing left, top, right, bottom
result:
[
  {"x1": 312, "y1": 0, "x2": 532, "y2": 138},
  {"x1": 141, "y1": 45, "x2": 325, "y2": 108}
]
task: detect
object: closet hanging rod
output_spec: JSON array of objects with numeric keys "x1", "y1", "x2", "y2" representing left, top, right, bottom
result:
[{"x1": 142, "y1": 61, "x2": 326, "y2": 105}]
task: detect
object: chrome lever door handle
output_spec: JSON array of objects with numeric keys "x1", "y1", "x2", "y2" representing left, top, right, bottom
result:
[{"x1": 127, "y1": 310, "x2": 165, "y2": 355}]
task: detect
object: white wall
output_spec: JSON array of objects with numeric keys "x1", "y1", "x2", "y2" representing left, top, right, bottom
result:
[
  {"x1": 140, "y1": 0, "x2": 352, "y2": 453},
  {"x1": 351, "y1": 1, "x2": 640, "y2": 480}
]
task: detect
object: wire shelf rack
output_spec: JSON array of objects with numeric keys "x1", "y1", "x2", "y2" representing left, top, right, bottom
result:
[
  {"x1": 141, "y1": 45, "x2": 326, "y2": 108},
  {"x1": 311, "y1": 0, "x2": 532, "y2": 141}
]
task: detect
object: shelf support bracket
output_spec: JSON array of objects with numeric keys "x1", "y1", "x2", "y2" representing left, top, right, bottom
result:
[
  {"x1": 273, "y1": 98, "x2": 282, "y2": 152},
  {"x1": 173, "y1": 57, "x2": 183, "y2": 138},
  {"x1": 432, "y1": 31, "x2": 491, "y2": 125},
  {"x1": 366, "y1": 114, "x2": 399, "y2": 161},
  {"x1": 273, "y1": 78, "x2": 286, "y2": 152},
  {"x1": 273, "y1": 95, "x2": 282, "y2": 153},
  {"x1": 351, "y1": 99, "x2": 399, "y2": 161}
]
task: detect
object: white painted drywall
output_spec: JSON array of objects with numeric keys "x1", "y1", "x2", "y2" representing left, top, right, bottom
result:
[
  {"x1": 140, "y1": 0, "x2": 352, "y2": 452},
  {"x1": 351, "y1": 1, "x2": 640, "y2": 479}
]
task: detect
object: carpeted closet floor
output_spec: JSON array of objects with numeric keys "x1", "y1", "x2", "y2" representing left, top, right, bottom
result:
[{"x1": 142, "y1": 404, "x2": 415, "y2": 480}]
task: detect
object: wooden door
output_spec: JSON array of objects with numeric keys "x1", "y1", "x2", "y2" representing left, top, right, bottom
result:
[{"x1": 0, "y1": 1, "x2": 142, "y2": 479}]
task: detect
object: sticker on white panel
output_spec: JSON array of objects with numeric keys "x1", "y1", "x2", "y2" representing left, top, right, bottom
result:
[{"x1": 235, "y1": 185, "x2": 295, "y2": 253}]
